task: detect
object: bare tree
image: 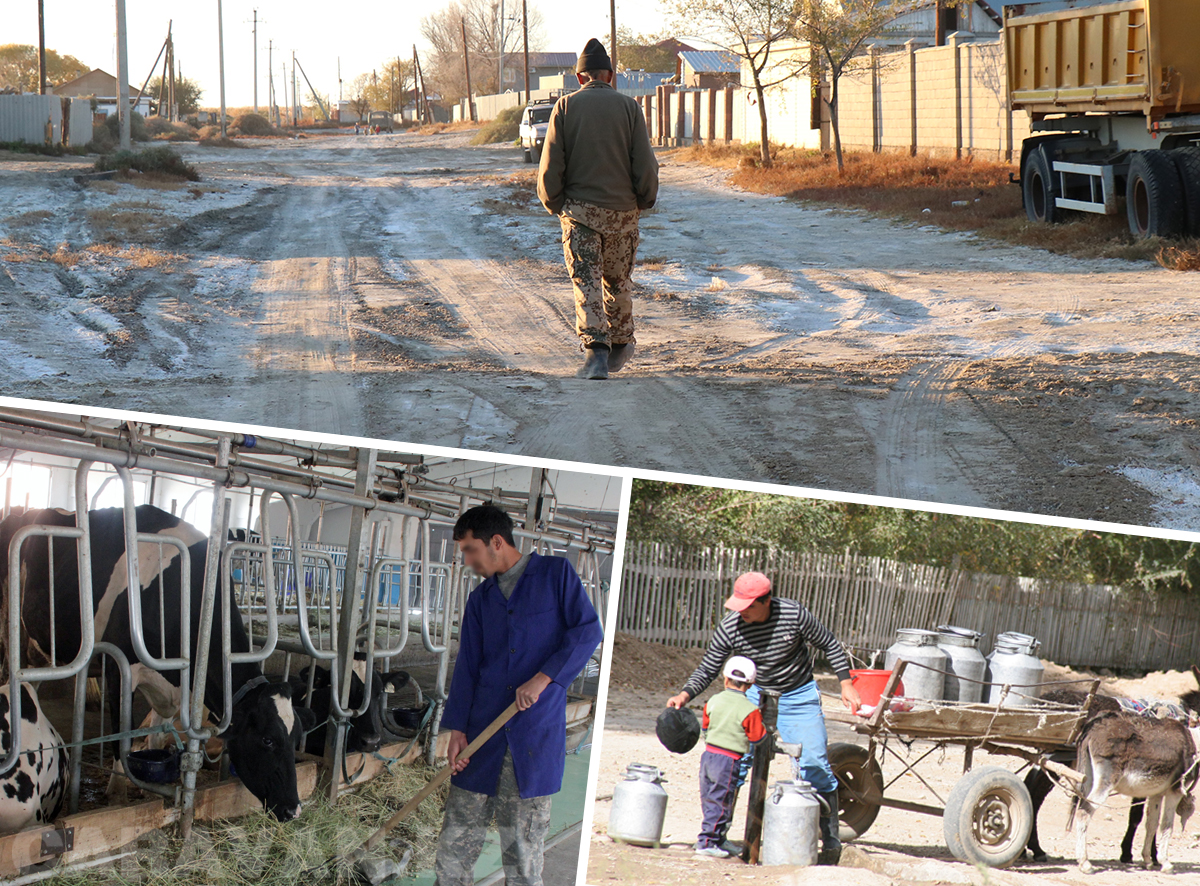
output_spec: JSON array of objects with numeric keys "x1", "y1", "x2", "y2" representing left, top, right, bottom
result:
[
  {"x1": 348, "y1": 73, "x2": 373, "y2": 120},
  {"x1": 795, "y1": 1, "x2": 964, "y2": 172},
  {"x1": 420, "y1": 0, "x2": 546, "y2": 104},
  {"x1": 671, "y1": 0, "x2": 801, "y2": 168}
]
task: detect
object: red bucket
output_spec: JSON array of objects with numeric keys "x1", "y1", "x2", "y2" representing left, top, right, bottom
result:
[{"x1": 850, "y1": 669, "x2": 904, "y2": 707}]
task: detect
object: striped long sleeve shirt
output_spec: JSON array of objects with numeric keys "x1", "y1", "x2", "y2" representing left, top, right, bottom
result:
[{"x1": 681, "y1": 597, "x2": 852, "y2": 699}]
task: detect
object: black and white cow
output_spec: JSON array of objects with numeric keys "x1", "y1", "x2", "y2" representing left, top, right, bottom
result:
[
  {"x1": 0, "y1": 683, "x2": 69, "y2": 833},
  {"x1": 288, "y1": 657, "x2": 411, "y2": 756},
  {"x1": 1, "y1": 505, "x2": 316, "y2": 820}
]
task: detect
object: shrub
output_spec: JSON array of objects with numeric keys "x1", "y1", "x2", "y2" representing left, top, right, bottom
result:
[
  {"x1": 102, "y1": 110, "x2": 149, "y2": 143},
  {"x1": 232, "y1": 112, "x2": 275, "y2": 136},
  {"x1": 470, "y1": 104, "x2": 523, "y2": 145},
  {"x1": 144, "y1": 116, "x2": 198, "y2": 142},
  {"x1": 95, "y1": 145, "x2": 200, "y2": 181}
]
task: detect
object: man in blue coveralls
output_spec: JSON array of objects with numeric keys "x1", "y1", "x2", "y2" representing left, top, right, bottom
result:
[{"x1": 433, "y1": 504, "x2": 604, "y2": 886}]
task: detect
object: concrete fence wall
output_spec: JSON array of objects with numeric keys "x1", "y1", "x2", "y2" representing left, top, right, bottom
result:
[
  {"x1": 0, "y1": 94, "x2": 93, "y2": 148},
  {"x1": 635, "y1": 37, "x2": 1029, "y2": 163}
]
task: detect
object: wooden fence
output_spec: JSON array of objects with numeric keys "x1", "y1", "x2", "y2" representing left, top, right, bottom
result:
[{"x1": 618, "y1": 543, "x2": 1200, "y2": 672}]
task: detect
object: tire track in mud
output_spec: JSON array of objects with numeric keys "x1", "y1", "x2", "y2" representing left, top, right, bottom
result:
[{"x1": 373, "y1": 176, "x2": 578, "y2": 375}]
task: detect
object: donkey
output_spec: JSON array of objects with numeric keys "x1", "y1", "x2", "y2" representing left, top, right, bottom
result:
[
  {"x1": 1069, "y1": 710, "x2": 1199, "y2": 873},
  {"x1": 1025, "y1": 666, "x2": 1200, "y2": 863}
]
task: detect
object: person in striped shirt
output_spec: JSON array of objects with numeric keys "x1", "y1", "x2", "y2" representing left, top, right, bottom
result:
[{"x1": 667, "y1": 571, "x2": 861, "y2": 865}]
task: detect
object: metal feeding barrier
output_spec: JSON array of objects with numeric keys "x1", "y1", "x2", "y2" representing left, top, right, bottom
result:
[{"x1": 0, "y1": 409, "x2": 615, "y2": 848}]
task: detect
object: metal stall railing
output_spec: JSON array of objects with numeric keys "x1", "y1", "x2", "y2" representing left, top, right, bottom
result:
[{"x1": 0, "y1": 415, "x2": 616, "y2": 826}]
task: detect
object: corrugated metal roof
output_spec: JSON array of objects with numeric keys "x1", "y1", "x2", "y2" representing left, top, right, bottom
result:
[
  {"x1": 527, "y1": 52, "x2": 579, "y2": 69},
  {"x1": 678, "y1": 50, "x2": 740, "y2": 74}
]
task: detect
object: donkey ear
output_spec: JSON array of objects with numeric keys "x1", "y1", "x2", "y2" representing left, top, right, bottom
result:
[{"x1": 1192, "y1": 664, "x2": 1200, "y2": 688}]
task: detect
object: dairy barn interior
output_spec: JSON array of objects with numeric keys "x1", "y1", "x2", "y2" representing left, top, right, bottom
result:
[{"x1": 0, "y1": 407, "x2": 619, "y2": 883}]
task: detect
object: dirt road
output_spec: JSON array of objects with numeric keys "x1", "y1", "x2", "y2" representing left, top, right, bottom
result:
[{"x1": 3, "y1": 133, "x2": 1199, "y2": 527}]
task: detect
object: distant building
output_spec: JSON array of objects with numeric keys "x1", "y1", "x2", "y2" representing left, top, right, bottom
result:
[
  {"x1": 885, "y1": 1, "x2": 1003, "y2": 46},
  {"x1": 677, "y1": 51, "x2": 741, "y2": 89},
  {"x1": 52, "y1": 68, "x2": 154, "y2": 117}
]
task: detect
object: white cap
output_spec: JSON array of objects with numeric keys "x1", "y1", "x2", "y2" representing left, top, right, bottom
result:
[{"x1": 723, "y1": 655, "x2": 757, "y2": 684}]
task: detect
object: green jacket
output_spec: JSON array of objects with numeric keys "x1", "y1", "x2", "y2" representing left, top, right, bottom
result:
[
  {"x1": 703, "y1": 688, "x2": 766, "y2": 755},
  {"x1": 537, "y1": 80, "x2": 659, "y2": 214}
]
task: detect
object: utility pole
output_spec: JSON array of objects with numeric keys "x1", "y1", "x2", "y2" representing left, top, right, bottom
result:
[
  {"x1": 292, "y1": 53, "x2": 298, "y2": 125},
  {"x1": 499, "y1": 0, "x2": 505, "y2": 93},
  {"x1": 522, "y1": 0, "x2": 530, "y2": 105},
  {"x1": 37, "y1": 0, "x2": 47, "y2": 94},
  {"x1": 461, "y1": 17, "x2": 476, "y2": 122},
  {"x1": 168, "y1": 30, "x2": 176, "y2": 120},
  {"x1": 610, "y1": 0, "x2": 618, "y2": 87},
  {"x1": 115, "y1": 0, "x2": 131, "y2": 149},
  {"x1": 413, "y1": 45, "x2": 421, "y2": 123},
  {"x1": 217, "y1": 0, "x2": 228, "y2": 137},
  {"x1": 251, "y1": 9, "x2": 259, "y2": 112},
  {"x1": 338, "y1": 57, "x2": 342, "y2": 103}
]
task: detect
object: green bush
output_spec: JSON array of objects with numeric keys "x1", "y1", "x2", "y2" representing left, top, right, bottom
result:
[
  {"x1": 471, "y1": 104, "x2": 523, "y2": 145},
  {"x1": 102, "y1": 110, "x2": 149, "y2": 143},
  {"x1": 95, "y1": 145, "x2": 200, "y2": 181}
]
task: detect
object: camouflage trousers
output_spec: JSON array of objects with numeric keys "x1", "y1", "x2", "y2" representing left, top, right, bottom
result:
[
  {"x1": 559, "y1": 200, "x2": 641, "y2": 348},
  {"x1": 433, "y1": 750, "x2": 553, "y2": 886}
]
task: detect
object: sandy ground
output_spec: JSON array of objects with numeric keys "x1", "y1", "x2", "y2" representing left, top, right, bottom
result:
[
  {"x1": 3, "y1": 133, "x2": 1200, "y2": 527},
  {"x1": 587, "y1": 682, "x2": 1200, "y2": 886}
]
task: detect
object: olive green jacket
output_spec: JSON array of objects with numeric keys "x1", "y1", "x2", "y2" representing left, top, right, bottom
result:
[{"x1": 537, "y1": 81, "x2": 659, "y2": 215}]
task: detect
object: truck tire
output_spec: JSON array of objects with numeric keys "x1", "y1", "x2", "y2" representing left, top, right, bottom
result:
[
  {"x1": 1126, "y1": 151, "x2": 1185, "y2": 238},
  {"x1": 1022, "y1": 146, "x2": 1061, "y2": 224},
  {"x1": 1170, "y1": 147, "x2": 1200, "y2": 237}
]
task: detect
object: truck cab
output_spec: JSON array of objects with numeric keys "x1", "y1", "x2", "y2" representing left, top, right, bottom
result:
[{"x1": 519, "y1": 100, "x2": 556, "y2": 164}]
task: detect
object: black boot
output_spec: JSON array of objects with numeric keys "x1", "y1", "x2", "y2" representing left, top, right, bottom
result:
[
  {"x1": 608, "y1": 342, "x2": 635, "y2": 373},
  {"x1": 576, "y1": 345, "x2": 609, "y2": 379},
  {"x1": 817, "y1": 790, "x2": 842, "y2": 866}
]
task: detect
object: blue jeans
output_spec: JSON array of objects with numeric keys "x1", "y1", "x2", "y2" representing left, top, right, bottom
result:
[
  {"x1": 744, "y1": 681, "x2": 837, "y2": 793},
  {"x1": 697, "y1": 749, "x2": 741, "y2": 849}
]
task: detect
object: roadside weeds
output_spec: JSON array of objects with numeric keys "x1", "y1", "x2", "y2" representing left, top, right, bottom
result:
[{"x1": 670, "y1": 144, "x2": 1200, "y2": 269}]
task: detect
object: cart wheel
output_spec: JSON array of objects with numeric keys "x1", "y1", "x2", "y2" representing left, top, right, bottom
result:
[
  {"x1": 828, "y1": 742, "x2": 883, "y2": 842},
  {"x1": 944, "y1": 766, "x2": 1033, "y2": 868}
]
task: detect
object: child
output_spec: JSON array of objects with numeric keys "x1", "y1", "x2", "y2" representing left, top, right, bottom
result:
[{"x1": 695, "y1": 655, "x2": 766, "y2": 857}]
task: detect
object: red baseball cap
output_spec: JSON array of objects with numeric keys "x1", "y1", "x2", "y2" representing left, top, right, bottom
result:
[{"x1": 725, "y1": 572, "x2": 771, "y2": 611}]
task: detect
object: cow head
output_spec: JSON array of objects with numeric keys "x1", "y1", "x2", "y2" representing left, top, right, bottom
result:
[
  {"x1": 224, "y1": 680, "x2": 316, "y2": 820},
  {"x1": 297, "y1": 664, "x2": 411, "y2": 754}
]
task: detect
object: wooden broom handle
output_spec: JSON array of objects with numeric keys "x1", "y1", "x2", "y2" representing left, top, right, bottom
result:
[{"x1": 358, "y1": 701, "x2": 521, "y2": 855}]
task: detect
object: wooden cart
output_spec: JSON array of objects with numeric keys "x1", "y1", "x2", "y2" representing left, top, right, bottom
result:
[{"x1": 822, "y1": 660, "x2": 1099, "y2": 868}]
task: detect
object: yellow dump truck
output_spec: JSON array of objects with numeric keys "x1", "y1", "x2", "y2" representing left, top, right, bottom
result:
[{"x1": 1005, "y1": 0, "x2": 1200, "y2": 237}]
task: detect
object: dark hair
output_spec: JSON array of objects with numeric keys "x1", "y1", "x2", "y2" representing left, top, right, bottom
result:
[
  {"x1": 579, "y1": 69, "x2": 610, "y2": 83},
  {"x1": 453, "y1": 504, "x2": 517, "y2": 548},
  {"x1": 727, "y1": 677, "x2": 752, "y2": 691}
]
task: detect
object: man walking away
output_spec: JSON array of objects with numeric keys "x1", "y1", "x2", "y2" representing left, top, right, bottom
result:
[
  {"x1": 537, "y1": 38, "x2": 659, "y2": 380},
  {"x1": 434, "y1": 504, "x2": 603, "y2": 886}
]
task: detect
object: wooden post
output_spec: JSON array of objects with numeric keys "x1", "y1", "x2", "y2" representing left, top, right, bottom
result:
[
  {"x1": 523, "y1": 0, "x2": 530, "y2": 104},
  {"x1": 742, "y1": 689, "x2": 779, "y2": 864},
  {"x1": 725, "y1": 86, "x2": 735, "y2": 143},
  {"x1": 707, "y1": 88, "x2": 717, "y2": 143},
  {"x1": 951, "y1": 31, "x2": 963, "y2": 159},
  {"x1": 871, "y1": 46, "x2": 881, "y2": 153},
  {"x1": 907, "y1": 41, "x2": 918, "y2": 158},
  {"x1": 461, "y1": 18, "x2": 476, "y2": 122},
  {"x1": 692, "y1": 90, "x2": 701, "y2": 144}
]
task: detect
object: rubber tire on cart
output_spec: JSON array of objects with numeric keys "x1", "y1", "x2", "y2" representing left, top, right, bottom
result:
[
  {"x1": 828, "y1": 742, "x2": 884, "y2": 843},
  {"x1": 1126, "y1": 150, "x2": 1185, "y2": 238},
  {"x1": 1022, "y1": 145, "x2": 1062, "y2": 224},
  {"x1": 943, "y1": 766, "x2": 1034, "y2": 868},
  {"x1": 523, "y1": 147, "x2": 533, "y2": 164},
  {"x1": 1169, "y1": 147, "x2": 1200, "y2": 237}
]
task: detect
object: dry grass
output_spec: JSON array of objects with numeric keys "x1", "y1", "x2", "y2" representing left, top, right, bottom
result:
[
  {"x1": 86, "y1": 208, "x2": 164, "y2": 244},
  {"x1": 409, "y1": 120, "x2": 479, "y2": 136},
  {"x1": 1158, "y1": 242, "x2": 1200, "y2": 271},
  {"x1": 3, "y1": 209, "x2": 53, "y2": 229},
  {"x1": 673, "y1": 143, "x2": 1200, "y2": 266},
  {"x1": 46, "y1": 762, "x2": 448, "y2": 885},
  {"x1": 86, "y1": 244, "x2": 187, "y2": 270}
]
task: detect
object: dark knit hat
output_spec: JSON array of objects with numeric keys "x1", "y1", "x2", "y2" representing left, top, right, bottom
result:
[
  {"x1": 656, "y1": 706, "x2": 701, "y2": 754},
  {"x1": 576, "y1": 37, "x2": 613, "y2": 73}
]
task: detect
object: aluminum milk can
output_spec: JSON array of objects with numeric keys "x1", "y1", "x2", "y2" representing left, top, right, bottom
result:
[
  {"x1": 607, "y1": 763, "x2": 669, "y2": 847},
  {"x1": 884, "y1": 628, "x2": 948, "y2": 701},
  {"x1": 761, "y1": 779, "x2": 820, "y2": 866},
  {"x1": 936, "y1": 625, "x2": 987, "y2": 703},
  {"x1": 986, "y1": 633, "x2": 1044, "y2": 707}
]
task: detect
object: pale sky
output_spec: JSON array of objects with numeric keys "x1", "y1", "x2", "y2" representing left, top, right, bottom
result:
[{"x1": 6, "y1": 0, "x2": 675, "y2": 109}]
